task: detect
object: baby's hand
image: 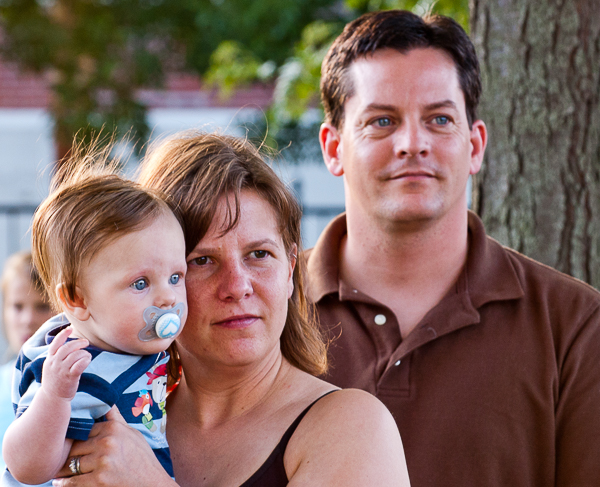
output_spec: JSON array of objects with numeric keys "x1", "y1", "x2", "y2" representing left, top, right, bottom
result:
[{"x1": 41, "y1": 327, "x2": 92, "y2": 401}]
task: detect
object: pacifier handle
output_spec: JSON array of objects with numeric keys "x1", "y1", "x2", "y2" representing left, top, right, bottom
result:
[{"x1": 139, "y1": 303, "x2": 185, "y2": 342}]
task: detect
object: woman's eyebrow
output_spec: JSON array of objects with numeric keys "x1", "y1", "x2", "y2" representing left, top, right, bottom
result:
[
  {"x1": 190, "y1": 238, "x2": 280, "y2": 255},
  {"x1": 246, "y1": 238, "x2": 280, "y2": 248}
]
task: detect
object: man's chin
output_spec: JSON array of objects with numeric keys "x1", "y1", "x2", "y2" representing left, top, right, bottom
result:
[{"x1": 378, "y1": 201, "x2": 443, "y2": 225}]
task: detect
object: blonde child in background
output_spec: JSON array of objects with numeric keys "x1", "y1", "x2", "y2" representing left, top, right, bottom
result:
[
  {"x1": 0, "y1": 252, "x2": 53, "y2": 470},
  {"x1": 2, "y1": 159, "x2": 187, "y2": 486}
]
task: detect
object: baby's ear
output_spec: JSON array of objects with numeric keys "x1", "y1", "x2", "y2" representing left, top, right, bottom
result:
[{"x1": 56, "y1": 284, "x2": 90, "y2": 321}]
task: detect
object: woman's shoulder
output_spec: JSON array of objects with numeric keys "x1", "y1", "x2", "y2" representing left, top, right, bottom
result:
[
  {"x1": 300, "y1": 387, "x2": 397, "y2": 435},
  {"x1": 283, "y1": 387, "x2": 410, "y2": 486},
  {"x1": 281, "y1": 368, "x2": 395, "y2": 431}
]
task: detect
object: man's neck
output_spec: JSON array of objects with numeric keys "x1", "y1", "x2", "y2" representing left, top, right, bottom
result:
[{"x1": 341, "y1": 208, "x2": 470, "y2": 338}]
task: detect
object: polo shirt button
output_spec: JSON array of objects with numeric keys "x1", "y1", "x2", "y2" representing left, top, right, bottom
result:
[
  {"x1": 374, "y1": 314, "x2": 386, "y2": 325},
  {"x1": 394, "y1": 360, "x2": 401, "y2": 366}
]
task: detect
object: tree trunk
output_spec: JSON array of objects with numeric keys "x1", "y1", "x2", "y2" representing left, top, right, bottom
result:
[{"x1": 470, "y1": 0, "x2": 600, "y2": 288}]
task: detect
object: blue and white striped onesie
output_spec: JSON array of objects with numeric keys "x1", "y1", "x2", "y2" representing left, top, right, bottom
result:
[{"x1": 2, "y1": 314, "x2": 173, "y2": 486}]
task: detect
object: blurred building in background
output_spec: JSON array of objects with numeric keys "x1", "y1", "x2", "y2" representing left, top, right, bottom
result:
[{"x1": 0, "y1": 58, "x2": 344, "y2": 357}]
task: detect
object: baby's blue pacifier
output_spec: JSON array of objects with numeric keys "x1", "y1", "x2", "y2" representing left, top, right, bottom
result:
[{"x1": 139, "y1": 303, "x2": 185, "y2": 342}]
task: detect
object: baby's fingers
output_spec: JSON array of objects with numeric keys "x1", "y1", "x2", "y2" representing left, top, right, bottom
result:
[
  {"x1": 47, "y1": 326, "x2": 73, "y2": 354},
  {"x1": 50, "y1": 335, "x2": 90, "y2": 362},
  {"x1": 68, "y1": 350, "x2": 92, "y2": 377}
]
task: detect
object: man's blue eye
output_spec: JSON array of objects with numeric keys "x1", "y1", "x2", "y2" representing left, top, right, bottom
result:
[
  {"x1": 132, "y1": 279, "x2": 148, "y2": 291},
  {"x1": 376, "y1": 117, "x2": 391, "y2": 127},
  {"x1": 170, "y1": 274, "x2": 180, "y2": 285},
  {"x1": 434, "y1": 116, "x2": 449, "y2": 125}
]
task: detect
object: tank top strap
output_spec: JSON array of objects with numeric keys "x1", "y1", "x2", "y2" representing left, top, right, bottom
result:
[
  {"x1": 278, "y1": 389, "x2": 339, "y2": 452},
  {"x1": 239, "y1": 389, "x2": 339, "y2": 487}
]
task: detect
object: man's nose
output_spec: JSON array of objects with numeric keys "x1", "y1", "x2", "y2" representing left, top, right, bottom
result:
[{"x1": 394, "y1": 120, "x2": 430, "y2": 158}]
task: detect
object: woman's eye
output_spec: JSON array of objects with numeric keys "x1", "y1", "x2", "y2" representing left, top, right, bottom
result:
[
  {"x1": 191, "y1": 256, "x2": 210, "y2": 266},
  {"x1": 132, "y1": 279, "x2": 148, "y2": 291},
  {"x1": 169, "y1": 274, "x2": 180, "y2": 285},
  {"x1": 433, "y1": 116, "x2": 450, "y2": 125},
  {"x1": 250, "y1": 250, "x2": 269, "y2": 259}
]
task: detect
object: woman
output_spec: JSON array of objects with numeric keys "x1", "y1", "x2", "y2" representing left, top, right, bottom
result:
[{"x1": 54, "y1": 132, "x2": 411, "y2": 486}]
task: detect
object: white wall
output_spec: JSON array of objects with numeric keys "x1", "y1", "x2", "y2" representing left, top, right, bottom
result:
[
  {"x1": 273, "y1": 162, "x2": 345, "y2": 248},
  {"x1": 0, "y1": 109, "x2": 55, "y2": 357},
  {"x1": 0, "y1": 109, "x2": 54, "y2": 252}
]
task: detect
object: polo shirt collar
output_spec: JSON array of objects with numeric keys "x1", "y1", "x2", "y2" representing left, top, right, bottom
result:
[
  {"x1": 306, "y1": 211, "x2": 524, "y2": 309},
  {"x1": 465, "y1": 210, "x2": 524, "y2": 307},
  {"x1": 306, "y1": 213, "x2": 347, "y2": 303}
]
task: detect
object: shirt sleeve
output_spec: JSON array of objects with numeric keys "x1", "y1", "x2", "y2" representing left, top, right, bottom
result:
[
  {"x1": 555, "y1": 301, "x2": 600, "y2": 485},
  {"x1": 14, "y1": 355, "x2": 115, "y2": 441},
  {"x1": 65, "y1": 372, "x2": 117, "y2": 440}
]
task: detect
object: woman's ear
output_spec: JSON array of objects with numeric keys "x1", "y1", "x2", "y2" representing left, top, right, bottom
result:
[
  {"x1": 287, "y1": 244, "x2": 297, "y2": 299},
  {"x1": 56, "y1": 284, "x2": 90, "y2": 321}
]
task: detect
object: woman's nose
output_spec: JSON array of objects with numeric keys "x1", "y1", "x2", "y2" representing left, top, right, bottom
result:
[{"x1": 218, "y1": 261, "x2": 253, "y2": 301}]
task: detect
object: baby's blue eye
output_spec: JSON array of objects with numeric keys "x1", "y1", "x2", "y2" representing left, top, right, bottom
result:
[
  {"x1": 132, "y1": 279, "x2": 148, "y2": 291},
  {"x1": 169, "y1": 274, "x2": 180, "y2": 285}
]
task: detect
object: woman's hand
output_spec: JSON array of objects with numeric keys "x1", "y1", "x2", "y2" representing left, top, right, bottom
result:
[{"x1": 52, "y1": 406, "x2": 178, "y2": 487}]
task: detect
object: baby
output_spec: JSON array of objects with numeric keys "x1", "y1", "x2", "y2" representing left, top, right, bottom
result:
[{"x1": 2, "y1": 159, "x2": 187, "y2": 485}]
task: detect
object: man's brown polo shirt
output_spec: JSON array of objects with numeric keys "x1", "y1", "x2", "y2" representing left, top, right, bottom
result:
[{"x1": 306, "y1": 211, "x2": 600, "y2": 487}]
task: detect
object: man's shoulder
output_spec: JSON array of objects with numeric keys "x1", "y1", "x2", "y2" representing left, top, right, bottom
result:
[{"x1": 493, "y1": 237, "x2": 600, "y2": 310}]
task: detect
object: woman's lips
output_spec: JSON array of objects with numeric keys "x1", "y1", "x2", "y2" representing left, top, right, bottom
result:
[{"x1": 213, "y1": 315, "x2": 258, "y2": 329}]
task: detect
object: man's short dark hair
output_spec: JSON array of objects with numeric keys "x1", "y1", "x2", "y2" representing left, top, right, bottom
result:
[{"x1": 320, "y1": 10, "x2": 482, "y2": 129}]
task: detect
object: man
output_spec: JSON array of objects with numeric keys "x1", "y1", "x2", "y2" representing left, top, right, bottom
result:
[{"x1": 306, "y1": 10, "x2": 600, "y2": 486}]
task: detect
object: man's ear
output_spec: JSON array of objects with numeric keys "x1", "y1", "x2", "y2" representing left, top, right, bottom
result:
[
  {"x1": 56, "y1": 284, "x2": 90, "y2": 321},
  {"x1": 319, "y1": 123, "x2": 344, "y2": 177},
  {"x1": 469, "y1": 119, "x2": 487, "y2": 175}
]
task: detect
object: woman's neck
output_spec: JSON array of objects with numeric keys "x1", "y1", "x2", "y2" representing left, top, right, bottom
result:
[{"x1": 170, "y1": 348, "x2": 292, "y2": 429}]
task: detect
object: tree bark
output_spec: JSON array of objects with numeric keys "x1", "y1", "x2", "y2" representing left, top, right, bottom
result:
[{"x1": 470, "y1": 0, "x2": 600, "y2": 288}]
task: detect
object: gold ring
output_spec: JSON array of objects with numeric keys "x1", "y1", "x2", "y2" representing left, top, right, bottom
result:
[{"x1": 68, "y1": 456, "x2": 82, "y2": 475}]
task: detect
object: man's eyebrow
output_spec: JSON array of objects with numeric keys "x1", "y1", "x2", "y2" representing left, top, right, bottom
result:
[
  {"x1": 425, "y1": 100, "x2": 458, "y2": 111},
  {"x1": 364, "y1": 101, "x2": 459, "y2": 112},
  {"x1": 364, "y1": 103, "x2": 397, "y2": 112}
]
